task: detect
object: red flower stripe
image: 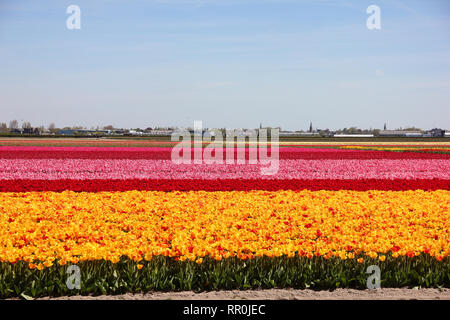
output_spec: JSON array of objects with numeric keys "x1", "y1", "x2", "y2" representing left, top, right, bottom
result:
[
  {"x1": 1, "y1": 150, "x2": 448, "y2": 160},
  {"x1": 0, "y1": 178, "x2": 448, "y2": 192}
]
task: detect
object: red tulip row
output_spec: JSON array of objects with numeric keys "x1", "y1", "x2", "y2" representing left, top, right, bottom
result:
[
  {"x1": 1, "y1": 150, "x2": 449, "y2": 160},
  {"x1": 0, "y1": 178, "x2": 448, "y2": 192}
]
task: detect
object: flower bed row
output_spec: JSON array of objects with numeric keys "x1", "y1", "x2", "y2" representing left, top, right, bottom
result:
[
  {"x1": 1, "y1": 190, "x2": 447, "y2": 265},
  {"x1": 0, "y1": 178, "x2": 449, "y2": 192},
  {"x1": 1, "y1": 159, "x2": 449, "y2": 180},
  {"x1": 1, "y1": 147, "x2": 450, "y2": 159},
  {"x1": 340, "y1": 145, "x2": 450, "y2": 152}
]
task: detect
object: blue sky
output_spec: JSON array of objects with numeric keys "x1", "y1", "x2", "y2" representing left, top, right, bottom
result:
[{"x1": 0, "y1": 0, "x2": 449, "y2": 130}]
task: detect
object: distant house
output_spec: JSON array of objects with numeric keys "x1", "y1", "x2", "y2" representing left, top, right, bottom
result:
[
  {"x1": 58, "y1": 129, "x2": 77, "y2": 135},
  {"x1": 57, "y1": 129, "x2": 111, "y2": 136},
  {"x1": 22, "y1": 127, "x2": 40, "y2": 135},
  {"x1": 128, "y1": 130, "x2": 144, "y2": 136},
  {"x1": 333, "y1": 134, "x2": 374, "y2": 138},
  {"x1": 425, "y1": 128, "x2": 445, "y2": 137},
  {"x1": 318, "y1": 129, "x2": 333, "y2": 137},
  {"x1": 404, "y1": 132, "x2": 423, "y2": 137},
  {"x1": 149, "y1": 130, "x2": 173, "y2": 136},
  {"x1": 279, "y1": 131, "x2": 301, "y2": 137},
  {"x1": 112, "y1": 129, "x2": 127, "y2": 135},
  {"x1": 298, "y1": 132, "x2": 320, "y2": 137}
]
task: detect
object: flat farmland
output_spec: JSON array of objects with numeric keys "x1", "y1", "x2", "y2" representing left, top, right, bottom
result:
[{"x1": 0, "y1": 137, "x2": 448, "y2": 298}]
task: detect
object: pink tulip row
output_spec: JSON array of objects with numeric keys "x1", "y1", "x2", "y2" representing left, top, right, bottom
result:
[
  {"x1": 0, "y1": 146, "x2": 347, "y2": 152},
  {"x1": 0, "y1": 159, "x2": 448, "y2": 180}
]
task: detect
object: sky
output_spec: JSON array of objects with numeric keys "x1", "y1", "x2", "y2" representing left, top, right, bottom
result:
[{"x1": 0, "y1": 0, "x2": 449, "y2": 131}]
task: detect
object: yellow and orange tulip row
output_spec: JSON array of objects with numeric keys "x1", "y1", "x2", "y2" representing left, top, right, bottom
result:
[{"x1": 0, "y1": 190, "x2": 448, "y2": 270}]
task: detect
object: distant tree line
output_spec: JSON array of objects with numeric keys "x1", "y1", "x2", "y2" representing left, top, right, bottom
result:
[
  {"x1": 0, "y1": 120, "x2": 123, "y2": 135},
  {"x1": 0, "y1": 120, "x2": 446, "y2": 137}
]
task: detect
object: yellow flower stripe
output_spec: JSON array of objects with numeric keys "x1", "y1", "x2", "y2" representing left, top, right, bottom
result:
[
  {"x1": 0, "y1": 190, "x2": 448, "y2": 269},
  {"x1": 340, "y1": 145, "x2": 450, "y2": 152}
]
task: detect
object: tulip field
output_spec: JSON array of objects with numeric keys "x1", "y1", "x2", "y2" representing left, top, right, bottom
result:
[{"x1": 0, "y1": 140, "x2": 449, "y2": 298}]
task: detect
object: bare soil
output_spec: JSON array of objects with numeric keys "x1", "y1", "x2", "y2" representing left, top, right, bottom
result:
[{"x1": 34, "y1": 288, "x2": 450, "y2": 300}]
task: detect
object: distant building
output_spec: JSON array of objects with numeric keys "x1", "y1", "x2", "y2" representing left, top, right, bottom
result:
[
  {"x1": 113, "y1": 129, "x2": 127, "y2": 135},
  {"x1": 128, "y1": 130, "x2": 144, "y2": 136},
  {"x1": 318, "y1": 129, "x2": 333, "y2": 137},
  {"x1": 378, "y1": 130, "x2": 422, "y2": 137},
  {"x1": 333, "y1": 134, "x2": 374, "y2": 138},
  {"x1": 425, "y1": 128, "x2": 445, "y2": 137},
  {"x1": 22, "y1": 127, "x2": 40, "y2": 135},
  {"x1": 404, "y1": 132, "x2": 423, "y2": 137},
  {"x1": 279, "y1": 131, "x2": 302, "y2": 137},
  {"x1": 298, "y1": 132, "x2": 320, "y2": 137},
  {"x1": 148, "y1": 130, "x2": 173, "y2": 136},
  {"x1": 58, "y1": 129, "x2": 78, "y2": 135},
  {"x1": 57, "y1": 129, "x2": 110, "y2": 136},
  {"x1": 379, "y1": 130, "x2": 403, "y2": 136}
]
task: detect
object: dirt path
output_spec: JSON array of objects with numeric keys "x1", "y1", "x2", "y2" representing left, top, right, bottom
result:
[{"x1": 35, "y1": 288, "x2": 450, "y2": 300}]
